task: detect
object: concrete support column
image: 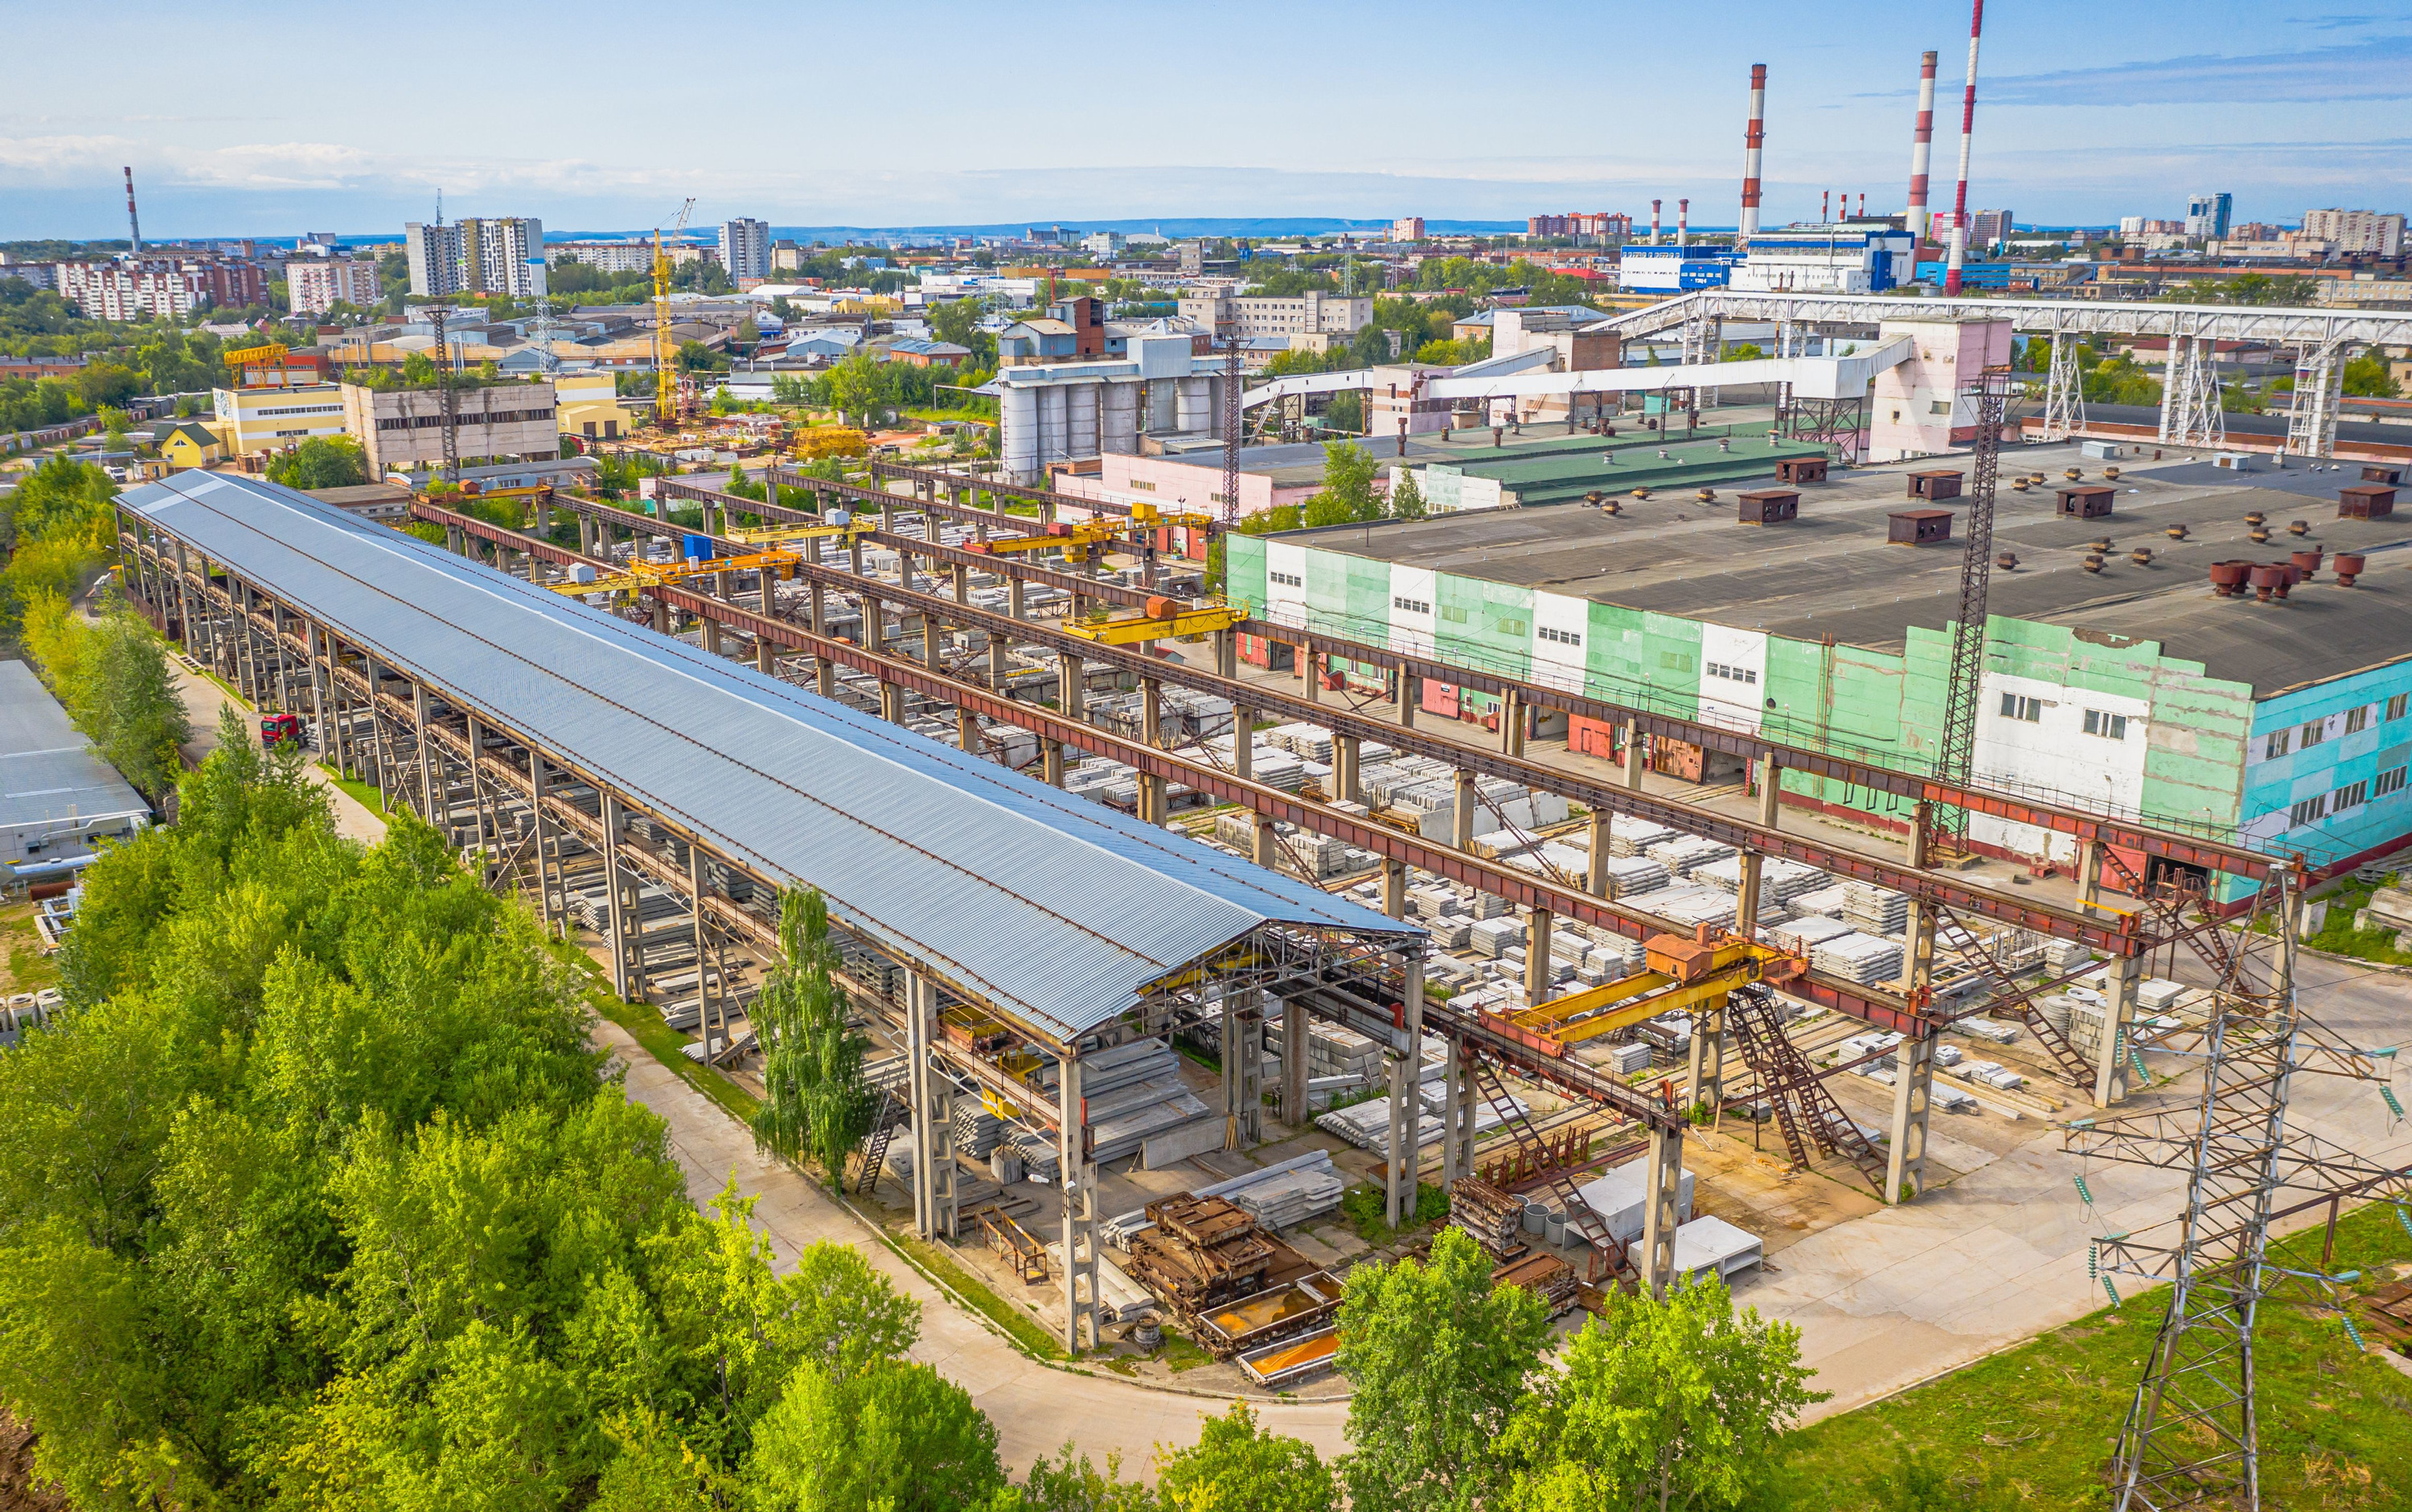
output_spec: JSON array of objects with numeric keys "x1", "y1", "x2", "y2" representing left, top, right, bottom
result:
[
  {"x1": 1381, "y1": 858, "x2": 1408, "y2": 920},
  {"x1": 304, "y1": 624, "x2": 329, "y2": 769},
  {"x1": 1384, "y1": 956, "x2": 1426, "y2": 1227},
  {"x1": 1452, "y1": 770, "x2": 1477, "y2": 850},
  {"x1": 1138, "y1": 678, "x2": 1166, "y2": 824},
  {"x1": 578, "y1": 513, "x2": 595, "y2": 558},
  {"x1": 878, "y1": 680, "x2": 904, "y2": 725},
  {"x1": 1688, "y1": 994, "x2": 1729, "y2": 1119},
  {"x1": 689, "y1": 842, "x2": 724, "y2": 1061},
  {"x1": 701, "y1": 614, "x2": 722, "y2": 657},
  {"x1": 1251, "y1": 813, "x2": 1278, "y2": 869},
  {"x1": 1524, "y1": 908, "x2": 1554, "y2": 1005},
  {"x1": 601, "y1": 792, "x2": 630, "y2": 1000},
  {"x1": 1042, "y1": 738, "x2": 1065, "y2": 787},
  {"x1": 1622, "y1": 716, "x2": 1645, "y2": 789},
  {"x1": 1500, "y1": 690, "x2": 1524, "y2": 756},
  {"x1": 1232, "y1": 708, "x2": 1253, "y2": 781},
  {"x1": 1639, "y1": 1121, "x2": 1684, "y2": 1299},
  {"x1": 1220, "y1": 985, "x2": 1245, "y2": 1149},
  {"x1": 1008, "y1": 576, "x2": 1026, "y2": 621},
  {"x1": 271, "y1": 603, "x2": 291, "y2": 712},
  {"x1": 985, "y1": 633, "x2": 1008, "y2": 689},
  {"x1": 2076, "y1": 839, "x2": 2104, "y2": 915},
  {"x1": 1059, "y1": 651, "x2": 1085, "y2": 722},
  {"x1": 2094, "y1": 952, "x2": 2143, "y2": 1108},
  {"x1": 1399, "y1": 671, "x2": 1420, "y2": 729},
  {"x1": 1885, "y1": 1031, "x2": 1937, "y2": 1204},
  {"x1": 1440, "y1": 1046, "x2": 1466, "y2": 1185},
  {"x1": 465, "y1": 714, "x2": 491, "y2": 854},
  {"x1": 1301, "y1": 641, "x2": 1322, "y2": 702},
  {"x1": 650, "y1": 594, "x2": 669, "y2": 635},
  {"x1": 1281, "y1": 992, "x2": 1306, "y2": 1128},
  {"x1": 862, "y1": 595, "x2": 883, "y2": 654},
  {"x1": 1585, "y1": 808, "x2": 1611, "y2": 897},
  {"x1": 1334, "y1": 734, "x2": 1360, "y2": 805},
  {"x1": 1057, "y1": 1055, "x2": 1099, "y2": 1355},
  {"x1": 907, "y1": 973, "x2": 931, "y2": 1236},
  {"x1": 756, "y1": 634, "x2": 775, "y2": 675}
]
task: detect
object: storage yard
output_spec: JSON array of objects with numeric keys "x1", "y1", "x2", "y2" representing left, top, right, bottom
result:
[{"x1": 107, "y1": 445, "x2": 2371, "y2": 1395}]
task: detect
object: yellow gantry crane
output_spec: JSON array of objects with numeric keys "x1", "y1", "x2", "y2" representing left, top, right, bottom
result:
[
  {"x1": 653, "y1": 197, "x2": 696, "y2": 429},
  {"x1": 1506, "y1": 928, "x2": 1803, "y2": 1047}
]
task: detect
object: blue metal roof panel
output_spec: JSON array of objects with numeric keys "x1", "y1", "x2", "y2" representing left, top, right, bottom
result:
[{"x1": 121, "y1": 473, "x2": 1415, "y2": 1042}]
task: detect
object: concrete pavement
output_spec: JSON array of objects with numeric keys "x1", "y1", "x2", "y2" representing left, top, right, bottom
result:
[{"x1": 166, "y1": 658, "x2": 388, "y2": 843}]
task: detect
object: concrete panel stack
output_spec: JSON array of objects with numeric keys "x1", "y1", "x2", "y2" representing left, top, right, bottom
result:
[
  {"x1": 1598, "y1": 856, "x2": 1672, "y2": 896},
  {"x1": 1694, "y1": 854, "x2": 1828, "y2": 902},
  {"x1": 1647, "y1": 834, "x2": 1737, "y2": 878},
  {"x1": 1607, "y1": 817, "x2": 1679, "y2": 857},
  {"x1": 1810, "y1": 932, "x2": 1905, "y2": 985},
  {"x1": 1768, "y1": 915, "x2": 1854, "y2": 956},
  {"x1": 1837, "y1": 880, "x2": 1912, "y2": 935}
]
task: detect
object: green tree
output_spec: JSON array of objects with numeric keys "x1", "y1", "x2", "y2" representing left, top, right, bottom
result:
[
  {"x1": 1301, "y1": 441, "x2": 1383, "y2": 527},
  {"x1": 68, "y1": 607, "x2": 191, "y2": 799},
  {"x1": 1500, "y1": 1274, "x2": 1823, "y2": 1512},
  {"x1": 265, "y1": 435, "x2": 371, "y2": 490},
  {"x1": 994, "y1": 1442, "x2": 1159, "y2": 1512},
  {"x1": 745, "y1": 1357, "x2": 1003, "y2": 1512},
  {"x1": 752, "y1": 887, "x2": 876, "y2": 1188},
  {"x1": 1335, "y1": 1225, "x2": 1550, "y2": 1512},
  {"x1": 2343, "y1": 346, "x2": 2400, "y2": 399},
  {"x1": 1388, "y1": 468, "x2": 1428, "y2": 521},
  {"x1": 678, "y1": 339, "x2": 728, "y2": 374},
  {"x1": 1156, "y1": 1402, "x2": 1335, "y2": 1512},
  {"x1": 402, "y1": 350, "x2": 438, "y2": 386},
  {"x1": 1322, "y1": 391, "x2": 1364, "y2": 435},
  {"x1": 75, "y1": 361, "x2": 143, "y2": 409},
  {"x1": 825, "y1": 353, "x2": 892, "y2": 428}
]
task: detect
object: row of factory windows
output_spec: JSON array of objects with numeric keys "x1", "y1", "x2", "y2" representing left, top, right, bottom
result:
[
  {"x1": 1999, "y1": 693, "x2": 2132, "y2": 740},
  {"x1": 2291, "y1": 765, "x2": 2409, "y2": 828},
  {"x1": 2264, "y1": 693, "x2": 2410, "y2": 760}
]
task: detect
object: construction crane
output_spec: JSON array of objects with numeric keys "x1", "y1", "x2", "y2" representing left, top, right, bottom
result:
[
  {"x1": 551, "y1": 547, "x2": 806, "y2": 600},
  {"x1": 1504, "y1": 929, "x2": 1802, "y2": 1048},
  {"x1": 1928, "y1": 365, "x2": 2011, "y2": 858},
  {"x1": 653, "y1": 197, "x2": 696, "y2": 432},
  {"x1": 222, "y1": 342, "x2": 290, "y2": 387},
  {"x1": 1060, "y1": 597, "x2": 1245, "y2": 647}
]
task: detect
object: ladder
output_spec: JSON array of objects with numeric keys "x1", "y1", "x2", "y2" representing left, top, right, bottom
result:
[
  {"x1": 853, "y1": 1085, "x2": 906, "y2": 1195},
  {"x1": 1725, "y1": 986, "x2": 1886, "y2": 1190},
  {"x1": 1471, "y1": 1059, "x2": 1627, "y2": 1280}
]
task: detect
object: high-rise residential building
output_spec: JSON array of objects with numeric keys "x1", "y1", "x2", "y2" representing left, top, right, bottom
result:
[
  {"x1": 1390, "y1": 217, "x2": 1425, "y2": 243},
  {"x1": 2302, "y1": 208, "x2": 2405, "y2": 257},
  {"x1": 287, "y1": 258, "x2": 382, "y2": 315},
  {"x1": 2185, "y1": 192, "x2": 2234, "y2": 241},
  {"x1": 405, "y1": 217, "x2": 545, "y2": 297},
  {"x1": 55, "y1": 259, "x2": 261, "y2": 321},
  {"x1": 719, "y1": 218, "x2": 770, "y2": 282}
]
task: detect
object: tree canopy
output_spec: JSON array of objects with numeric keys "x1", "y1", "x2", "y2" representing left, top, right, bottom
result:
[{"x1": 265, "y1": 435, "x2": 370, "y2": 490}]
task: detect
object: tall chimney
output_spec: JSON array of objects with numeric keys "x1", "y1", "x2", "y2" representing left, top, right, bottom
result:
[
  {"x1": 1944, "y1": 2, "x2": 1985, "y2": 295},
  {"x1": 123, "y1": 166, "x2": 142, "y2": 255},
  {"x1": 1907, "y1": 50, "x2": 1938, "y2": 239},
  {"x1": 1678, "y1": 199, "x2": 1690, "y2": 248},
  {"x1": 1738, "y1": 64, "x2": 1767, "y2": 245},
  {"x1": 1651, "y1": 199, "x2": 1663, "y2": 245},
  {"x1": 1822, "y1": 190, "x2": 1831, "y2": 223},
  {"x1": 1858, "y1": 192, "x2": 1866, "y2": 219}
]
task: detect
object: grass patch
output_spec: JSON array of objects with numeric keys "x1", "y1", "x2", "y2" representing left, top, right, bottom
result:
[
  {"x1": 1160, "y1": 1330, "x2": 1215, "y2": 1373},
  {"x1": 589, "y1": 991, "x2": 762, "y2": 1125},
  {"x1": 319, "y1": 764, "x2": 394, "y2": 817},
  {"x1": 1341, "y1": 1180, "x2": 1450, "y2": 1247},
  {"x1": 882, "y1": 1226, "x2": 1067, "y2": 1362},
  {"x1": 1779, "y1": 1201, "x2": 2412, "y2": 1509},
  {"x1": 2299, "y1": 875, "x2": 2412, "y2": 967},
  {"x1": 0, "y1": 902, "x2": 58, "y2": 994}
]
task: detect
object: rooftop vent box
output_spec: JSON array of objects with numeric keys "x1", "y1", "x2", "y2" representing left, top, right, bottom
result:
[
  {"x1": 2338, "y1": 483, "x2": 2396, "y2": 520},
  {"x1": 1889, "y1": 508, "x2": 1955, "y2": 546},
  {"x1": 1774, "y1": 455, "x2": 1827, "y2": 486},
  {"x1": 2361, "y1": 464, "x2": 2403, "y2": 486},
  {"x1": 2080, "y1": 440, "x2": 2128, "y2": 461},
  {"x1": 2057, "y1": 485, "x2": 2115, "y2": 519},
  {"x1": 1737, "y1": 489, "x2": 1799, "y2": 525},
  {"x1": 1907, "y1": 469, "x2": 1963, "y2": 502},
  {"x1": 2212, "y1": 452, "x2": 2258, "y2": 471}
]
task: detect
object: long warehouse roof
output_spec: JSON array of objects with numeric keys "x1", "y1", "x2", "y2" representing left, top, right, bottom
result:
[{"x1": 122, "y1": 473, "x2": 1417, "y2": 1044}]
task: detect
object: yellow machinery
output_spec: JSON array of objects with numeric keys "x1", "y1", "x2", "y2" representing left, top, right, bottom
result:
[
  {"x1": 652, "y1": 197, "x2": 696, "y2": 429},
  {"x1": 722, "y1": 515, "x2": 877, "y2": 550},
  {"x1": 1505, "y1": 929, "x2": 1803, "y2": 1047},
  {"x1": 224, "y1": 341, "x2": 290, "y2": 387},
  {"x1": 1060, "y1": 598, "x2": 1247, "y2": 646},
  {"x1": 552, "y1": 547, "x2": 802, "y2": 600},
  {"x1": 962, "y1": 519, "x2": 1126, "y2": 564}
]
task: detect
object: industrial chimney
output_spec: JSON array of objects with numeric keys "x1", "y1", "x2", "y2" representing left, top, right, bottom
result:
[
  {"x1": 123, "y1": 166, "x2": 142, "y2": 255},
  {"x1": 1738, "y1": 64, "x2": 1766, "y2": 245},
  {"x1": 1944, "y1": 2, "x2": 1986, "y2": 295},
  {"x1": 1821, "y1": 190, "x2": 1831, "y2": 223},
  {"x1": 1906, "y1": 50, "x2": 1938, "y2": 238},
  {"x1": 1651, "y1": 199, "x2": 1662, "y2": 246},
  {"x1": 1678, "y1": 199, "x2": 1690, "y2": 248}
]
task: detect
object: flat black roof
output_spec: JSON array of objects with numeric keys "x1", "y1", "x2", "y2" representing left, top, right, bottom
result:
[{"x1": 1286, "y1": 447, "x2": 2412, "y2": 698}]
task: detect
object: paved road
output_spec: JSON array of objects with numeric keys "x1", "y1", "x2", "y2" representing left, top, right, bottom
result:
[{"x1": 166, "y1": 660, "x2": 388, "y2": 843}]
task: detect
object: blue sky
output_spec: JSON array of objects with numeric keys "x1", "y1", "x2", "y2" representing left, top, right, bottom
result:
[{"x1": 2, "y1": 0, "x2": 2405, "y2": 239}]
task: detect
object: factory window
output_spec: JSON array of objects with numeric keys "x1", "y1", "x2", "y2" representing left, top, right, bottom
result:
[
  {"x1": 2346, "y1": 706, "x2": 2370, "y2": 735},
  {"x1": 1707, "y1": 662, "x2": 1757, "y2": 685},
  {"x1": 1393, "y1": 596, "x2": 1430, "y2": 615},
  {"x1": 2082, "y1": 710, "x2": 2128, "y2": 740},
  {"x1": 2300, "y1": 719, "x2": 2328, "y2": 748},
  {"x1": 2000, "y1": 693, "x2": 2042, "y2": 723},
  {"x1": 2290, "y1": 793, "x2": 2329, "y2": 827},
  {"x1": 1493, "y1": 617, "x2": 1528, "y2": 637},
  {"x1": 1130, "y1": 480, "x2": 1156, "y2": 491},
  {"x1": 2263, "y1": 730, "x2": 2292, "y2": 760},
  {"x1": 1441, "y1": 605, "x2": 1469, "y2": 623},
  {"x1": 1539, "y1": 626, "x2": 1581, "y2": 646},
  {"x1": 2389, "y1": 694, "x2": 2408, "y2": 721},
  {"x1": 1929, "y1": 400, "x2": 1951, "y2": 416},
  {"x1": 2334, "y1": 779, "x2": 2370, "y2": 813},
  {"x1": 1659, "y1": 652, "x2": 1693, "y2": 673},
  {"x1": 1268, "y1": 570, "x2": 1302, "y2": 588},
  {"x1": 2378, "y1": 766, "x2": 2408, "y2": 798}
]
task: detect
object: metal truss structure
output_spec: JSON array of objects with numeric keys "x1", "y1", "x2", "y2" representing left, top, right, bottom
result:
[
  {"x1": 2158, "y1": 320, "x2": 2226, "y2": 451},
  {"x1": 2040, "y1": 325, "x2": 2087, "y2": 442},
  {"x1": 2283, "y1": 338, "x2": 2349, "y2": 461},
  {"x1": 1776, "y1": 394, "x2": 1868, "y2": 465},
  {"x1": 1930, "y1": 367, "x2": 2010, "y2": 858},
  {"x1": 2064, "y1": 872, "x2": 2410, "y2": 1510}
]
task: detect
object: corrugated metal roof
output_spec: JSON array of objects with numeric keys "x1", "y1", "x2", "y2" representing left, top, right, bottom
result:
[
  {"x1": 0, "y1": 660, "x2": 150, "y2": 858},
  {"x1": 122, "y1": 473, "x2": 1417, "y2": 1043}
]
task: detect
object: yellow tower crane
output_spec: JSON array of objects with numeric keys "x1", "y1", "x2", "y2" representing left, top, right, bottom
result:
[{"x1": 653, "y1": 197, "x2": 696, "y2": 430}]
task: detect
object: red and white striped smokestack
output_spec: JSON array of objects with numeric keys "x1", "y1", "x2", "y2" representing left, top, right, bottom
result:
[
  {"x1": 1944, "y1": 2, "x2": 1985, "y2": 295},
  {"x1": 1858, "y1": 193, "x2": 1866, "y2": 219},
  {"x1": 1651, "y1": 199, "x2": 1662, "y2": 246},
  {"x1": 1821, "y1": 190, "x2": 1831, "y2": 223},
  {"x1": 1738, "y1": 63, "x2": 1766, "y2": 244},
  {"x1": 1907, "y1": 50, "x2": 1938, "y2": 239},
  {"x1": 1678, "y1": 199, "x2": 1689, "y2": 248},
  {"x1": 123, "y1": 166, "x2": 142, "y2": 256}
]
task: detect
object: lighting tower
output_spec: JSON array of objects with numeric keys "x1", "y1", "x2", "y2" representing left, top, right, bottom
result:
[
  {"x1": 654, "y1": 197, "x2": 696, "y2": 430},
  {"x1": 1930, "y1": 365, "x2": 2008, "y2": 854},
  {"x1": 1220, "y1": 338, "x2": 1242, "y2": 528},
  {"x1": 1942, "y1": 0, "x2": 1987, "y2": 295}
]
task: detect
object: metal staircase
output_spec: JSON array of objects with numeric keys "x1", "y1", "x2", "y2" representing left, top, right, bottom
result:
[
  {"x1": 1471, "y1": 1060, "x2": 1627, "y2": 1278},
  {"x1": 853, "y1": 1085, "x2": 906, "y2": 1195},
  {"x1": 1725, "y1": 985, "x2": 1885, "y2": 1189}
]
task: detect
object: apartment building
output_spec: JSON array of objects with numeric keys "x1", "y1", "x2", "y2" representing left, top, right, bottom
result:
[
  {"x1": 1390, "y1": 217, "x2": 1425, "y2": 242},
  {"x1": 2187, "y1": 192, "x2": 2234, "y2": 241},
  {"x1": 338, "y1": 378, "x2": 558, "y2": 472},
  {"x1": 720, "y1": 218, "x2": 770, "y2": 283},
  {"x1": 2303, "y1": 209, "x2": 2406, "y2": 258},
  {"x1": 286, "y1": 258, "x2": 382, "y2": 316},
  {"x1": 405, "y1": 218, "x2": 545, "y2": 297},
  {"x1": 1175, "y1": 290, "x2": 1372, "y2": 344},
  {"x1": 56, "y1": 260, "x2": 260, "y2": 322}
]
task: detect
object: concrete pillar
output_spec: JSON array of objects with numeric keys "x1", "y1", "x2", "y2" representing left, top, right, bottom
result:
[
  {"x1": 1399, "y1": 670, "x2": 1420, "y2": 729},
  {"x1": 1251, "y1": 813, "x2": 1277, "y2": 870},
  {"x1": 1384, "y1": 956, "x2": 1427, "y2": 1227},
  {"x1": 1885, "y1": 1031, "x2": 1936, "y2": 1204},
  {"x1": 1058, "y1": 1054, "x2": 1100, "y2": 1355},
  {"x1": 2076, "y1": 839, "x2": 2103, "y2": 915},
  {"x1": 1524, "y1": 908, "x2": 1554, "y2": 1005},
  {"x1": 1008, "y1": 576, "x2": 1026, "y2": 621},
  {"x1": 1282, "y1": 992, "x2": 1307, "y2": 1127},
  {"x1": 1622, "y1": 716, "x2": 1645, "y2": 789},
  {"x1": 1689, "y1": 994, "x2": 1729, "y2": 1121},
  {"x1": 1059, "y1": 651, "x2": 1085, "y2": 721},
  {"x1": 921, "y1": 608, "x2": 940, "y2": 669},
  {"x1": 1232, "y1": 707, "x2": 1253, "y2": 782},
  {"x1": 702, "y1": 614, "x2": 722, "y2": 657},
  {"x1": 1440, "y1": 1045, "x2": 1466, "y2": 1185},
  {"x1": 1334, "y1": 734, "x2": 1360, "y2": 804},
  {"x1": 304, "y1": 623, "x2": 329, "y2": 769},
  {"x1": 1585, "y1": 808, "x2": 1611, "y2": 896},
  {"x1": 1220, "y1": 985, "x2": 1244, "y2": 1149},
  {"x1": 412, "y1": 682, "x2": 437, "y2": 822},
  {"x1": 862, "y1": 595, "x2": 883, "y2": 654},
  {"x1": 1382, "y1": 858, "x2": 1407, "y2": 920},
  {"x1": 650, "y1": 594, "x2": 669, "y2": 634},
  {"x1": 1501, "y1": 690, "x2": 1524, "y2": 756},
  {"x1": 465, "y1": 714, "x2": 490, "y2": 854},
  {"x1": 2094, "y1": 952, "x2": 2143, "y2": 1108},
  {"x1": 1452, "y1": 770, "x2": 1477, "y2": 850},
  {"x1": 1043, "y1": 739, "x2": 1065, "y2": 787},
  {"x1": 529, "y1": 747, "x2": 559, "y2": 939},
  {"x1": 879, "y1": 680, "x2": 904, "y2": 724},
  {"x1": 1138, "y1": 678, "x2": 1165, "y2": 824},
  {"x1": 601, "y1": 792, "x2": 630, "y2": 999},
  {"x1": 908, "y1": 973, "x2": 930, "y2": 1235},
  {"x1": 987, "y1": 633, "x2": 1008, "y2": 689},
  {"x1": 757, "y1": 635, "x2": 775, "y2": 675},
  {"x1": 1302, "y1": 641, "x2": 1322, "y2": 702},
  {"x1": 1638, "y1": 1121, "x2": 1684, "y2": 1299},
  {"x1": 690, "y1": 842, "x2": 723, "y2": 1060}
]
